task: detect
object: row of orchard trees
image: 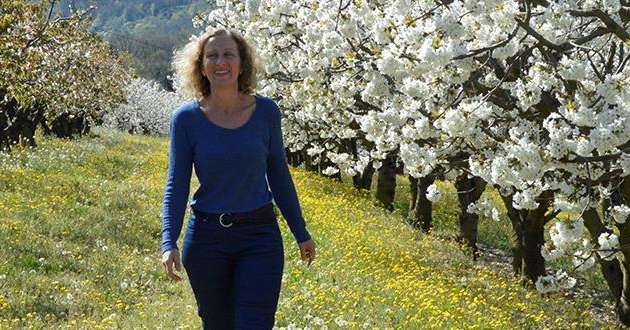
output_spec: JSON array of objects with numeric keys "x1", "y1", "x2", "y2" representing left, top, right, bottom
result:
[
  {"x1": 200, "y1": 0, "x2": 630, "y2": 324},
  {"x1": 102, "y1": 77, "x2": 186, "y2": 136},
  {"x1": 0, "y1": 0, "x2": 129, "y2": 150}
]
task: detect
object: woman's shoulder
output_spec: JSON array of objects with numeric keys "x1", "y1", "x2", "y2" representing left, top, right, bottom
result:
[
  {"x1": 171, "y1": 100, "x2": 199, "y2": 122},
  {"x1": 255, "y1": 94, "x2": 281, "y2": 117}
]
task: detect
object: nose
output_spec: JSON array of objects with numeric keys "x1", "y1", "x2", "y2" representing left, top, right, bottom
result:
[{"x1": 215, "y1": 55, "x2": 226, "y2": 64}]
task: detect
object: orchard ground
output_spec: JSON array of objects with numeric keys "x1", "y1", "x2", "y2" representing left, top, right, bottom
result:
[{"x1": 0, "y1": 127, "x2": 619, "y2": 329}]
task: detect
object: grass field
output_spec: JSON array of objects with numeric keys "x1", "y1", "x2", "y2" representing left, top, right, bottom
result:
[
  {"x1": 344, "y1": 173, "x2": 611, "y2": 296},
  {"x1": 0, "y1": 127, "x2": 617, "y2": 329}
]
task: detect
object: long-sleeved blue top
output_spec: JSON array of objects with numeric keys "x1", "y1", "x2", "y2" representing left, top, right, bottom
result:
[{"x1": 160, "y1": 95, "x2": 311, "y2": 254}]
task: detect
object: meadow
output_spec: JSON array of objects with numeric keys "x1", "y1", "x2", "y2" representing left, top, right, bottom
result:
[{"x1": 0, "y1": 128, "x2": 617, "y2": 329}]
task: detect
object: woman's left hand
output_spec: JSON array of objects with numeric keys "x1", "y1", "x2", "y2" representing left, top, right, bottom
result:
[{"x1": 298, "y1": 239, "x2": 316, "y2": 266}]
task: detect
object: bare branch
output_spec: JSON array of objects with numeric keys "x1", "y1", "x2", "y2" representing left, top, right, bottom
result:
[{"x1": 568, "y1": 9, "x2": 630, "y2": 42}]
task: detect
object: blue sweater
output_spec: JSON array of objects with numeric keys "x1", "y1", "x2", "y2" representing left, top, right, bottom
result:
[{"x1": 161, "y1": 95, "x2": 311, "y2": 254}]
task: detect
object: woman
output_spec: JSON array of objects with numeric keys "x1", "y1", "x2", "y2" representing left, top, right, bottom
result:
[{"x1": 160, "y1": 28, "x2": 316, "y2": 329}]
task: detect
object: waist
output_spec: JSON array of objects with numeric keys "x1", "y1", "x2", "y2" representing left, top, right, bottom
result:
[{"x1": 191, "y1": 203, "x2": 276, "y2": 227}]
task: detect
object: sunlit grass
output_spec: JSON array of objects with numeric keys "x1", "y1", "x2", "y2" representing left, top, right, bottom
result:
[
  {"x1": 0, "y1": 127, "x2": 613, "y2": 329},
  {"x1": 343, "y1": 174, "x2": 611, "y2": 297}
]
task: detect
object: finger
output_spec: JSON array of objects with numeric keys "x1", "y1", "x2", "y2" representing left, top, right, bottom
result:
[
  {"x1": 309, "y1": 246, "x2": 316, "y2": 258},
  {"x1": 166, "y1": 260, "x2": 178, "y2": 281},
  {"x1": 169, "y1": 270, "x2": 182, "y2": 281},
  {"x1": 175, "y1": 256, "x2": 182, "y2": 272}
]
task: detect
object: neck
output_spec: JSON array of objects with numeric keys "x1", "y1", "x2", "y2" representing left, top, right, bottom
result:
[{"x1": 204, "y1": 87, "x2": 243, "y2": 114}]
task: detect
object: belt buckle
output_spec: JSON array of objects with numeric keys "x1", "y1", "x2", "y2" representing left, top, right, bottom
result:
[{"x1": 219, "y1": 213, "x2": 233, "y2": 228}]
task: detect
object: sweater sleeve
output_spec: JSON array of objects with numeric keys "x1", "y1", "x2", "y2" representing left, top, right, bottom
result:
[
  {"x1": 161, "y1": 107, "x2": 193, "y2": 254},
  {"x1": 266, "y1": 102, "x2": 312, "y2": 244}
]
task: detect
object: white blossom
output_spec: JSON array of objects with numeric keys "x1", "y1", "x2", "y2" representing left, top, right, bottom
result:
[
  {"x1": 610, "y1": 205, "x2": 630, "y2": 224},
  {"x1": 426, "y1": 184, "x2": 442, "y2": 202}
]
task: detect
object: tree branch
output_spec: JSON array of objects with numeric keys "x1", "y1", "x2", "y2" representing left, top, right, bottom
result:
[{"x1": 568, "y1": 9, "x2": 630, "y2": 42}]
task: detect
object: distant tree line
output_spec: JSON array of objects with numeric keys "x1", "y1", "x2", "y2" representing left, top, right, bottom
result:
[
  {"x1": 59, "y1": 0, "x2": 209, "y2": 89},
  {"x1": 0, "y1": 0, "x2": 130, "y2": 150}
]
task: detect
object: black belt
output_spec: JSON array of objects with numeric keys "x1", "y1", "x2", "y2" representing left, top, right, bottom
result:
[{"x1": 191, "y1": 203, "x2": 277, "y2": 228}]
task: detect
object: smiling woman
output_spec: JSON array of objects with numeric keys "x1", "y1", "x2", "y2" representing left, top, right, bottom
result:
[
  {"x1": 163, "y1": 28, "x2": 317, "y2": 330},
  {"x1": 172, "y1": 28, "x2": 257, "y2": 100}
]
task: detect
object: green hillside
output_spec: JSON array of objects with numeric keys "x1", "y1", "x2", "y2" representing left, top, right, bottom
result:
[
  {"x1": 0, "y1": 128, "x2": 617, "y2": 328},
  {"x1": 55, "y1": 0, "x2": 210, "y2": 87}
]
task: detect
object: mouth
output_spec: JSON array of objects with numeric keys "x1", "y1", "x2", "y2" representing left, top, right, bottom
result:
[{"x1": 214, "y1": 70, "x2": 230, "y2": 77}]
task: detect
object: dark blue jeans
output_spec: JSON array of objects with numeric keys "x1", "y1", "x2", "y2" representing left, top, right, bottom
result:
[{"x1": 181, "y1": 211, "x2": 285, "y2": 330}]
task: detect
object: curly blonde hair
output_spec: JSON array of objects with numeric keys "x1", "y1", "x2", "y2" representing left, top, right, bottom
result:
[{"x1": 172, "y1": 28, "x2": 258, "y2": 99}]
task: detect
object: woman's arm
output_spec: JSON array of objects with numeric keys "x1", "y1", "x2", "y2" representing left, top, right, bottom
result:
[
  {"x1": 161, "y1": 107, "x2": 193, "y2": 254},
  {"x1": 266, "y1": 102, "x2": 312, "y2": 244}
]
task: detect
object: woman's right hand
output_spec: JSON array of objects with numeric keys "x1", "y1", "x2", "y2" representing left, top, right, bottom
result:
[{"x1": 161, "y1": 249, "x2": 183, "y2": 281}]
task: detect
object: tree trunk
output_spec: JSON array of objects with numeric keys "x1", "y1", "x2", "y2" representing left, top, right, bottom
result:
[
  {"x1": 409, "y1": 175, "x2": 435, "y2": 233},
  {"x1": 582, "y1": 208, "x2": 623, "y2": 300},
  {"x1": 501, "y1": 193, "x2": 524, "y2": 276},
  {"x1": 408, "y1": 175, "x2": 418, "y2": 220},
  {"x1": 454, "y1": 175, "x2": 487, "y2": 259},
  {"x1": 0, "y1": 95, "x2": 40, "y2": 150},
  {"x1": 46, "y1": 110, "x2": 91, "y2": 138},
  {"x1": 304, "y1": 153, "x2": 318, "y2": 172},
  {"x1": 616, "y1": 179, "x2": 630, "y2": 325},
  {"x1": 290, "y1": 149, "x2": 305, "y2": 167},
  {"x1": 352, "y1": 165, "x2": 374, "y2": 191},
  {"x1": 286, "y1": 150, "x2": 296, "y2": 167},
  {"x1": 500, "y1": 190, "x2": 553, "y2": 284},
  {"x1": 521, "y1": 211, "x2": 547, "y2": 283},
  {"x1": 342, "y1": 138, "x2": 374, "y2": 190},
  {"x1": 375, "y1": 152, "x2": 397, "y2": 211}
]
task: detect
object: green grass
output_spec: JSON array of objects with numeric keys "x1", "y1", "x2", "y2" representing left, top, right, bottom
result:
[
  {"x1": 338, "y1": 174, "x2": 611, "y2": 298},
  {"x1": 0, "y1": 127, "x2": 617, "y2": 329}
]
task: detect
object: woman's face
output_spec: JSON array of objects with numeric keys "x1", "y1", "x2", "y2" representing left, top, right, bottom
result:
[{"x1": 202, "y1": 33, "x2": 241, "y2": 91}]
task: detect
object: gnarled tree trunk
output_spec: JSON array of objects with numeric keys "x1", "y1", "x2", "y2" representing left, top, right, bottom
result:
[
  {"x1": 0, "y1": 94, "x2": 44, "y2": 151},
  {"x1": 455, "y1": 174, "x2": 487, "y2": 259},
  {"x1": 409, "y1": 175, "x2": 435, "y2": 233},
  {"x1": 582, "y1": 207, "x2": 625, "y2": 320},
  {"x1": 500, "y1": 190, "x2": 553, "y2": 284},
  {"x1": 43, "y1": 110, "x2": 91, "y2": 138},
  {"x1": 375, "y1": 152, "x2": 397, "y2": 211}
]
